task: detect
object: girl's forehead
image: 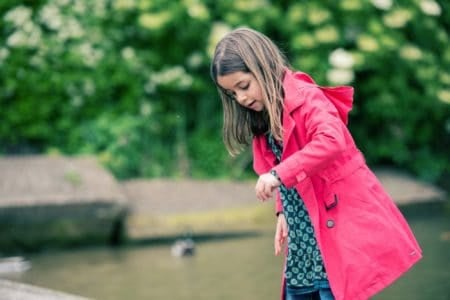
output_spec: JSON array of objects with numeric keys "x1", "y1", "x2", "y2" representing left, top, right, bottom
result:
[{"x1": 217, "y1": 71, "x2": 252, "y2": 89}]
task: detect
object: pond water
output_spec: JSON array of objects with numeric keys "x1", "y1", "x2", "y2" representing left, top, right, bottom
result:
[{"x1": 12, "y1": 202, "x2": 450, "y2": 300}]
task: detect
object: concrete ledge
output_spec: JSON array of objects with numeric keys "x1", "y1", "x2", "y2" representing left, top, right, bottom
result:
[
  {"x1": 123, "y1": 169, "x2": 447, "y2": 216},
  {"x1": 0, "y1": 279, "x2": 90, "y2": 300},
  {"x1": 0, "y1": 155, "x2": 129, "y2": 252}
]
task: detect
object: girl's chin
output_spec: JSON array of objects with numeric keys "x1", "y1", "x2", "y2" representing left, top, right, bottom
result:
[{"x1": 249, "y1": 103, "x2": 264, "y2": 112}]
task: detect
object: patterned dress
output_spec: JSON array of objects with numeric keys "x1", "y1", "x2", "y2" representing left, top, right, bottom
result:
[{"x1": 267, "y1": 133, "x2": 329, "y2": 293}]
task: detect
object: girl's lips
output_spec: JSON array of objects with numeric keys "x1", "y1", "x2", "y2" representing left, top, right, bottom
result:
[{"x1": 248, "y1": 100, "x2": 256, "y2": 108}]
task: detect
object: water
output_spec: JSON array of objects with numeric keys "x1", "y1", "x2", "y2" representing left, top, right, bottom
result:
[
  {"x1": 11, "y1": 202, "x2": 450, "y2": 300},
  {"x1": 15, "y1": 233, "x2": 281, "y2": 299}
]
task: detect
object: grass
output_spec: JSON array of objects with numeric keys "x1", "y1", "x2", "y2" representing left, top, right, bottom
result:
[{"x1": 126, "y1": 203, "x2": 276, "y2": 240}]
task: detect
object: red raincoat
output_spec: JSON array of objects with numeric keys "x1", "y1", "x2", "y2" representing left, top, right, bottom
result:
[{"x1": 253, "y1": 69, "x2": 422, "y2": 300}]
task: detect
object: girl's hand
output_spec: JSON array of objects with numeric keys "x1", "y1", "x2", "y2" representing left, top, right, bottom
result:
[
  {"x1": 255, "y1": 172, "x2": 281, "y2": 201},
  {"x1": 274, "y1": 213, "x2": 288, "y2": 256}
]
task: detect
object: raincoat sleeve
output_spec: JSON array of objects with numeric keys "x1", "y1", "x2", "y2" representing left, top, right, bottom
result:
[{"x1": 272, "y1": 86, "x2": 349, "y2": 189}]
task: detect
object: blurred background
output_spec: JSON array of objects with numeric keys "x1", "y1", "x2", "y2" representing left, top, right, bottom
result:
[{"x1": 0, "y1": 0, "x2": 449, "y2": 299}]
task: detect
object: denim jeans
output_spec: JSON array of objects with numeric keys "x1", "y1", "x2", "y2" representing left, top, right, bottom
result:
[{"x1": 285, "y1": 287, "x2": 335, "y2": 300}]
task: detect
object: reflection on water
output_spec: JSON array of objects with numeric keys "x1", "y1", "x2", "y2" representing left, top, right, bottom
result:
[{"x1": 14, "y1": 202, "x2": 450, "y2": 300}]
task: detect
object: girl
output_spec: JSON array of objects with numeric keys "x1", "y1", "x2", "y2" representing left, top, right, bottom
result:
[{"x1": 210, "y1": 28, "x2": 422, "y2": 300}]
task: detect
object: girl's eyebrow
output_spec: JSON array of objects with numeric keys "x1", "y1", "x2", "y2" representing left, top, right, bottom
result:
[{"x1": 233, "y1": 80, "x2": 243, "y2": 87}]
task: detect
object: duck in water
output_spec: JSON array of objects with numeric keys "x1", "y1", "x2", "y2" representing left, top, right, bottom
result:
[{"x1": 171, "y1": 231, "x2": 195, "y2": 257}]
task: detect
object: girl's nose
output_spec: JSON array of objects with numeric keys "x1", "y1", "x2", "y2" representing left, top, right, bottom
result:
[{"x1": 235, "y1": 91, "x2": 247, "y2": 104}]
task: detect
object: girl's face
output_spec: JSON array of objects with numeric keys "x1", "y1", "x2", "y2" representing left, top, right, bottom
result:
[{"x1": 217, "y1": 71, "x2": 265, "y2": 111}]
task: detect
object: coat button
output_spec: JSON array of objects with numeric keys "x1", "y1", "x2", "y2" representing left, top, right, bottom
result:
[{"x1": 326, "y1": 219, "x2": 335, "y2": 228}]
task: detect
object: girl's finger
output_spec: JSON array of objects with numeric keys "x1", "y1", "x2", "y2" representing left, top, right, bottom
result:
[
  {"x1": 258, "y1": 192, "x2": 268, "y2": 201},
  {"x1": 264, "y1": 184, "x2": 272, "y2": 199},
  {"x1": 256, "y1": 192, "x2": 263, "y2": 201},
  {"x1": 274, "y1": 235, "x2": 280, "y2": 255},
  {"x1": 257, "y1": 187, "x2": 266, "y2": 201}
]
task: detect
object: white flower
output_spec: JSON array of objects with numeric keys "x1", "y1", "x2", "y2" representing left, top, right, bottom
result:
[
  {"x1": 121, "y1": 47, "x2": 136, "y2": 60},
  {"x1": 78, "y1": 43, "x2": 104, "y2": 67},
  {"x1": 399, "y1": 45, "x2": 423, "y2": 61},
  {"x1": 55, "y1": 0, "x2": 70, "y2": 7},
  {"x1": 113, "y1": 0, "x2": 136, "y2": 10},
  {"x1": 186, "y1": 1, "x2": 209, "y2": 20},
  {"x1": 140, "y1": 101, "x2": 152, "y2": 117},
  {"x1": 383, "y1": 9, "x2": 413, "y2": 28},
  {"x1": 437, "y1": 90, "x2": 450, "y2": 104},
  {"x1": 370, "y1": 0, "x2": 392, "y2": 10},
  {"x1": 234, "y1": 0, "x2": 268, "y2": 12},
  {"x1": 0, "y1": 48, "x2": 10, "y2": 64},
  {"x1": 138, "y1": 12, "x2": 171, "y2": 30},
  {"x1": 4, "y1": 7, "x2": 41, "y2": 49},
  {"x1": 71, "y1": 95, "x2": 84, "y2": 107},
  {"x1": 327, "y1": 68, "x2": 354, "y2": 85},
  {"x1": 39, "y1": 4, "x2": 63, "y2": 30},
  {"x1": 207, "y1": 22, "x2": 232, "y2": 57},
  {"x1": 329, "y1": 48, "x2": 354, "y2": 69},
  {"x1": 40, "y1": 7, "x2": 85, "y2": 42},
  {"x1": 4, "y1": 5, "x2": 32, "y2": 27},
  {"x1": 73, "y1": 0, "x2": 87, "y2": 14},
  {"x1": 144, "y1": 81, "x2": 156, "y2": 94},
  {"x1": 187, "y1": 52, "x2": 203, "y2": 69},
  {"x1": 307, "y1": 8, "x2": 330, "y2": 25},
  {"x1": 83, "y1": 79, "x2": 95, "y2": 96},
  {"x1": 6, "y1": 22, "x2": 42, "y2": 48},
  {"x1": 92, "y1": 0, "x2": 107, "y2": 18},
  {"x1": 30, "y1": 54, "x2": 45, "y2": 67},
  {"x1": 314, "y1": 26, "x2": 339, "y2": 43},
  {"x1": 60, "y1": 18, "x2": 84, "y2": 40},
  {"x1": 148, "y1": 66, "x2": 193, "y2": 90},
  {"x1": 420, "y1": 0, "x2": 441, "y2": 16},
  {"x1": 0, "y1": 48, "x2": 9, "y2": 59},
  {"x1": 7, "y1": 31, "x2": 26, "y2": 47},
  {"x1": 357, "y1": 34, "x2": 379, "y2": 52}
]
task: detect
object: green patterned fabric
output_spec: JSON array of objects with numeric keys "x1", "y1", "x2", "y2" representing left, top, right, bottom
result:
[{"x1": 267, "y1": 133, "x2": 328, "y2": 289}]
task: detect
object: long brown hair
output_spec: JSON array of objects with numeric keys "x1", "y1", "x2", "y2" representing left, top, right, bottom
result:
[{"x1": 210, "y1": 28, "x2": 289, "y2": 155}]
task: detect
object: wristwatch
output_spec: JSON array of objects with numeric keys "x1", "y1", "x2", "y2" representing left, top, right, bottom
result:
[{"x1": 270, "y1": 169, "x2": 281, "y2": 183}]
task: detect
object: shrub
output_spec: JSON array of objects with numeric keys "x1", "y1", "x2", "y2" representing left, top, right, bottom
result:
[{"x1": 0, "y1": 0, "x2": 448, "y2": 185}]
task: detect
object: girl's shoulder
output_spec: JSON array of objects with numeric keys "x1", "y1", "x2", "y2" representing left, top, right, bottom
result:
[
  {"x1": 283, "y1": 69, "x2": 316, "y2": 95},
  {"x1": 282, "y1": 69, "x2": 323, "y2": 112}
]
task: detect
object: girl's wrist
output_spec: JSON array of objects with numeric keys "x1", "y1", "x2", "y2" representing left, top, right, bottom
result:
[{"x1": 270, "y1": 169, "x2": 281, "y2": 184}]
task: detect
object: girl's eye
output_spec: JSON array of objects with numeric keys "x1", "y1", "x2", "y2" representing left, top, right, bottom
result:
[{"x1": 240, "y1": 83, "x2": 250, "y2": 90}]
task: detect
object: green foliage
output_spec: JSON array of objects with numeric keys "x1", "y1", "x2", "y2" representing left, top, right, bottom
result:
[{"x1": 0, "y1": 0, "x2": 449, "y2": 184}]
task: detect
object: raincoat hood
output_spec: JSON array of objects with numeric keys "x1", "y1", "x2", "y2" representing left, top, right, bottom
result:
[{"x1": 283, "y1": 69, "x2": 354, "y2": 125}]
